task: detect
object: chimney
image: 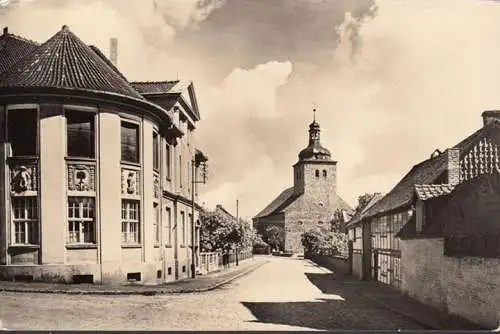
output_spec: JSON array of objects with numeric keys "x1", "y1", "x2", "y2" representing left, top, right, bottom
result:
[
  {"x1": 447, "y1": 148, "x2": 460, "y2": 185},
  {"x1": 482, "y1": 110, "x2": 500, "y2": 126},
  {"x1": 3, "y1": 27, "x2": 8, "y2": 36},
  {"x1": 109, "y1": 37, "x2": 118, "y2": 66}
]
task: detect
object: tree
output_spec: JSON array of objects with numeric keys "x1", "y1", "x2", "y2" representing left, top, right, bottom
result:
[
  {"x1": 301, "y1": 227, "x2": 350, "y2": 257},
  {"x1": 265, "y1": 225, "x2": 284, "y2": 252},
  {"x1": 301, "y1": 228, "x2": 324, "y2": 255},
  {"x1": 355, "y1": 192, "x2": 382, "y2": 212},
  {"x1": 199, "y1": 210, "x2": 242, "y2": 252}
]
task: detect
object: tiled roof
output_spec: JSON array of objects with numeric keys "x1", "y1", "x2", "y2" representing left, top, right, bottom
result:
[
  {"x1": 253, "y1": 186, "x2": 352, "y2": 221},
  {"x1": 131, "y1": 81, "x2": 180, "y2": 95},
  {"x1": 88, "y1": 45, "x2": 128, "y2": 82},
  {"x1": 0, "y1": 25, "x2": 144, "y2": 100},
  {"x1": 253, "y1": 187, "x2": 296, "y2": 219},
  {"x1": 363, "y1": 121, "x2": 500, "y2": 219},
  {"x1": 0, "y1": 31, "x2": 40, "y2": 75},
  {"x1": 415, "y1": 184, "x2": 456, "y2": 201}
]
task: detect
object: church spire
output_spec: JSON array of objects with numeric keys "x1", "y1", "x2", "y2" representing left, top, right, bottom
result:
[
  {"x1": 309, "y1": 105, "x2": 321, "y2": 145},
  {"x1": 298, "y1": 105, "x2": 332, "y2": 161}
]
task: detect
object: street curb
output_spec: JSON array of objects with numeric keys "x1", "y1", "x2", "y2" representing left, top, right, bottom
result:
[
  {"x1": 188, "y1": 259, "x2": 269, "y2": 293},
  {"x1": 0, "y1": 260, "x2": 268, "y2": 296}
]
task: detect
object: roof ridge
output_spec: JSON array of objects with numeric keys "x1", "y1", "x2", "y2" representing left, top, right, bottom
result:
[
  {"x1": 131, "y1": 80, "x2": 180, "y2": 84},
  {"x1": 0, "y1": 25, "x2": 144, "y2": 100},
  {"x1": 2, "y1": 32, "x2": 40, "y2": 46}
]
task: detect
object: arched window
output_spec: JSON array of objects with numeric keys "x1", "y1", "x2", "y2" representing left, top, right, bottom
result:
[
  {"x1": 315, "y1": 170, "x2": 319, "y2": 177},
  {"x1": 323, "y1": 170, "x2": 327, "y2": 177}
]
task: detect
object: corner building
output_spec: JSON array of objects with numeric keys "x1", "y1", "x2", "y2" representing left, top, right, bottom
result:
[{"x1": 0, "y1": 26, "x2": 208, "y2": 284}]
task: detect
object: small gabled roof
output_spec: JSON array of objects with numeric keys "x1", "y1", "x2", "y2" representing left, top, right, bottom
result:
[
  {"x1": 131, "y1": 81, "x2": 180, "y2": 95},
  {"x1": 414, "y1": 184, "x2": 455, "y2": 201},
  {"x1": 363, "y1": 120, "x2": 500, "y2": 219},
  {"x1": 0, "y1": 25, "x2": 144, "y2": 100},
  {"x1": 0, "y1": 28, "x2": 40, "y2": 75}
]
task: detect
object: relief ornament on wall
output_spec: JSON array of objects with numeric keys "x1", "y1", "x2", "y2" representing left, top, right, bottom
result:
[
  {"x1": 10, "y1": 166, "x2": 33, "y2": 194},
  {"x1": 121, "y1": 169, "x2": 140, "y2": 196},
  {"x1": 68, "y1": 165, "x2": 95, "y2": 192}
]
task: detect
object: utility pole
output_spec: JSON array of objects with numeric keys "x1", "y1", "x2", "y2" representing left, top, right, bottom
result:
[{"x1": 236, "y1": 198, "x2": 239, "y2": 266}]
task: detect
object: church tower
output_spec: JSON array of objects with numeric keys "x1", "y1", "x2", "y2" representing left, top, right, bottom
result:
[{"x1": 293, "y1": 108, "x2": 337, "y2": 204}]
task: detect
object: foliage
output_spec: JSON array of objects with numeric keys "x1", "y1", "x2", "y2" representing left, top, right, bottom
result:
[
  {"x1": 199, "y1": 210, "x2": 241, "y2": 252},
  {"x1": 355, "y1": 192, "x2": 382, "y2": 212},
  {"x1": 301, "y1": 227, "x2": 349, "y2": 257},
  {"x1": 252, "y1": 233, "x2": 270, "y2": 254},
  {"x1": 265, "y1": 225, "x2": 284, "y2": 251},
  {"x1": 199, "y1": 210, "x2": 256, "y2": 253}
]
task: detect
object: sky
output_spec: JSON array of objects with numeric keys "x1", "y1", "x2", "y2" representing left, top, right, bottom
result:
[{"x1": 2, "y1": 0, "x2": 500, "y2": 219}]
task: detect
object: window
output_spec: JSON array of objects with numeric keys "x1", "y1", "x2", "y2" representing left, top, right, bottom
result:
[
  {"x1": 315, "y1": 170, "x2": 320, "y2": 177},
  {"x1": 165, "y1": 144, "x2": 171, "y2": 179},
  {"x1": 179, "y1": 155, "x2": 182, "y2": 188},
  {"x1": 66, "y1": 110, "x2": 95, "y2": 158},
  {"x1": 188, "y1": 213, "x2": 192, "y2": 245},
  {"x1": 166, "y1": 207, "x2": 172, "y2": 246},
  {"x1": 153, "y1": 132, "x2": 159, "y2": 171},
  {"x1": 12, "y1": 197, "x2": 38, "y2": 245},
  {"x1": 153, "y1": 203, "x2": 160, "y2": 245},
  {"x1": 67, "y1": 197, "x2": 95, "y2": 244},
  {"x1": 121, "y1": 121, "x2": 139, "y2": 163},
  {"x1": 181, "y1": 211, "x2": 185, "y2": 245},
  {"x1": 122, "y1": 200, "x2": 140, "y2": 245},
  {"x1": 323, "y1": 170, "x2": 327, "y2": 177},
  {"x1": 8, "y1": 109, "x2": 37, "y2": 156}
]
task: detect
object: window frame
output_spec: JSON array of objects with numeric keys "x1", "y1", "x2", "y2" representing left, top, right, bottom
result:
[
  {"x1": 64, "y1": 107, "x2": 97, "y2": 159},
  {"x1": 153, "y1": 202, "x2": 160, "y2": 245},
  {"x1": 180, "y1": 211, "x2": 186, "y2": 246},
  {"x1": 11, "y1": 196, "x2": 39, "y2": 245},
  {"x1": 121, "y1": 199, "x2": 141, "y2": 246},
  {"x1": 67, "y1": 196, "x2": 96, "y2": 245},
  {"x1": 165, "y1": 206, "x2": 172, "y2": 247},
  {"x1": 165, "y1": 144, "x2": 172, "y2": 180},
  {"x1": 153, "y1": 131, "x2": 160, "y2": 172},
  {"x1": 6, "y1": 105, "x2": 39, "y2": 158},
  {"x1": 120, "y1": 120, "x2": 141, "y2": 164}
]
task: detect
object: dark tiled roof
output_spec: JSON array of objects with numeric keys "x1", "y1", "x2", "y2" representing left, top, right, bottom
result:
[
  {"x1": 88, "y1": 45, "x2": 128, "y2": 82},
  {"x1": 363, "y1": 153, "x2": 448, "y2": 217},
  {"x1": 253, "y1": 187, "x2": 352, "y2": 221},
  {"x1": 253, "y1": 187, "x2": 296, "y2": 219},
  {"x1": 131, "y1": 81, "x2": 180, "y2": 95},
  {"x1": 363, "y1": 120, "x2": 500, "y2": 219},
  {"x1": 0, "y1": 25, "x2": 144, "y2": 100},
  {"x1": 0, "y1": 31, "x2": 39, "y2": 75},
  {"x1": 415, "y1": 184, "x2": 456, "y2": 201}
]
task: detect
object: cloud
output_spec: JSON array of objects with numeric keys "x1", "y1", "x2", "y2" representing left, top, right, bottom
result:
[
  {"x1": 196, "y1": 60, "x2": 293, "y2": 206},
  {"x1": 2, "y1": 0, "x2": 500, "y2": 218}
]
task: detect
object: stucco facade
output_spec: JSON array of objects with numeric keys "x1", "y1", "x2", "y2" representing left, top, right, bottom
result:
[
  {"x1": 253, "y1": 115, "x2": 352, "y2": 253},
  {"x1": 0, "y1": 26, "x2": 208, "y2": 284}
]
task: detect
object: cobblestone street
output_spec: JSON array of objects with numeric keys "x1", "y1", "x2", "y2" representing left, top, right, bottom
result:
[{"x1": 0, "y1": 256, "x2": 427, "y2": 331}]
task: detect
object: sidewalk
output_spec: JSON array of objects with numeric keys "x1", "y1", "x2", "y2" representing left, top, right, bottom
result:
[
  {"x1": 309, "y1": 261, "x2": 486, "y2": 331},
  {"x1": 0, "y1": 258, "x2": 268, "y2": 296}
]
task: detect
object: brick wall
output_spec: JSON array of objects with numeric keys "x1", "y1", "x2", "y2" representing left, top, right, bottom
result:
[{"x1": 401, "y1": 238, "x2": 500, "y2": 329}]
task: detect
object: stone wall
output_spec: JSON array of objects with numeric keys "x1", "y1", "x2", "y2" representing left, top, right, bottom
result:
[
  {"x1": 309, "y1": 254, "x2": 351, "y2": 275},
  {"x1": 401, "y1": 237, "x2": 500, "y2": 329}
]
